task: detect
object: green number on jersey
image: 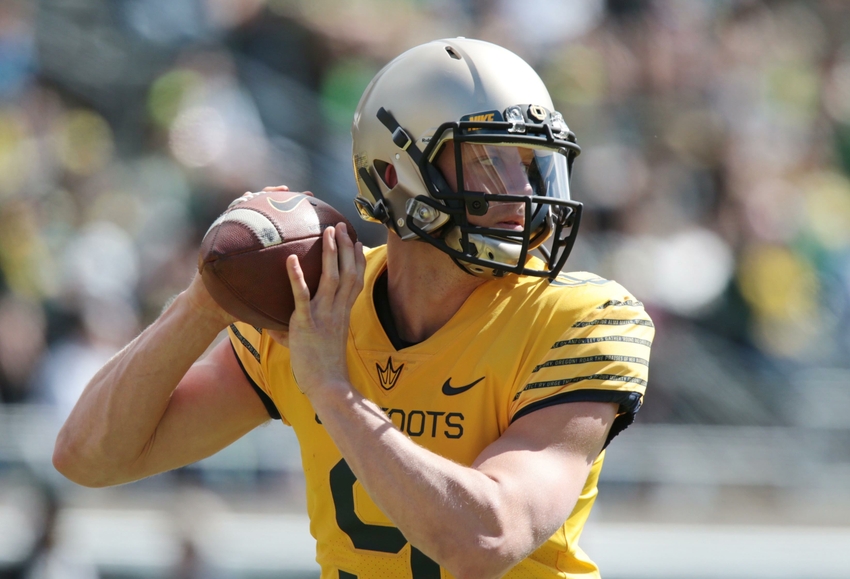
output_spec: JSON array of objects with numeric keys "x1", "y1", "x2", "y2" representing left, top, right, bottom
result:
[{"x1": 330, "y1": 459, "x2": 441, "y2": 578}]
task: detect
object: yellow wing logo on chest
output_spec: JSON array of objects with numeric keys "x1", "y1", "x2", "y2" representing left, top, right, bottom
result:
[{"x1": 376, "y1": 357, "x2": 404, "y2": 391}]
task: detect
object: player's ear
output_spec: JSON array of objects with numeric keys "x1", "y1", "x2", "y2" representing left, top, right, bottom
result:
[{"x1": 384, "y1": 164, "x2": 398, "y2": 188}]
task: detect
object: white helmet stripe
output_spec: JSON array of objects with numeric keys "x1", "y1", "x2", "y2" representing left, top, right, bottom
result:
[{"x1": 206, "y1": 208, "x2": 283, "y2": 247}]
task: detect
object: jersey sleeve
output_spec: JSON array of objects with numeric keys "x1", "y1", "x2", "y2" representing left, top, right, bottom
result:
[
  {"x1": 227, "y1": 322, "x2": 283, "y2": 421},
  {"x1": 509, "y1": 296, "x2": 653, "y2": 448}
]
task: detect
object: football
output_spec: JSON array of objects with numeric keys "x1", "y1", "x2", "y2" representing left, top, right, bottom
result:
[{"x1": 198, "y1": 190, "x2": 358, "y2": 330}]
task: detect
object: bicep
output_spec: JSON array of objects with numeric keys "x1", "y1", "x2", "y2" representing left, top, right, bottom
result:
[
  {"x1": 131, "y1": 339, "x2": 272, "y2": 478},
  {"x1": 473, "y1": 401, "x2": 618, "y2": 544}
]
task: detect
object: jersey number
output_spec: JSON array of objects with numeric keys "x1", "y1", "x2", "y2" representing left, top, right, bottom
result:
[{"x1": 330, "y1": 459, "x2": 441, "y2": 578}]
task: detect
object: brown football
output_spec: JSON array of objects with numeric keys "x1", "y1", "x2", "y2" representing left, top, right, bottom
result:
[{"x1": 198, "y1": 190, "x2": 357, "y2": 330}]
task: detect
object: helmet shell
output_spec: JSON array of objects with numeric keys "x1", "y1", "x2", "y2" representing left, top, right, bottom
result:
[{"x1": 352, "y1": 38, "x2": 556, "y2": 239}]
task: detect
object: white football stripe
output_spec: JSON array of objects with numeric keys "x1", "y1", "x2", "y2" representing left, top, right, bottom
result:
[{"x1": 206, "y1": 208, "x2": 283, "y2": 247}]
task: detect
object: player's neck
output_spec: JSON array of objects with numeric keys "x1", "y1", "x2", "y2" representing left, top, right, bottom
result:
[{"x1": 385, "y1": 233, "x2": 486, "y2": 344}]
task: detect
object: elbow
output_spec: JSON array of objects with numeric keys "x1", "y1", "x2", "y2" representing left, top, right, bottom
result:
[
  {"x1": 442, "y1": 538, "x2": 519, "y2": 579},
  {"x1": 53, "y1": 430, "x2": 118, "y2": 488},
  {"x1": 432, "y1": 513, "x2": 523, "y2": 579},
  {"x1": 52, "y1": 432, "x2": 96, "y2": 487}
]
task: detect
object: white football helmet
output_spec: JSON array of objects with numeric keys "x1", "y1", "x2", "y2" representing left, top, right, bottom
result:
[{"x1": 351, "y1": 38, "x2": 582, "y2": 279}]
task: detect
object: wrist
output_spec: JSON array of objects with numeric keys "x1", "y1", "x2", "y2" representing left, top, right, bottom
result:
[
  {"x1": 298, "y1": 375, "x2": 353, "y2": 399},
  {"x1": 306, "y1": 381, "x2": 384, "y2": 436},
  {"x1": 167, "y1": 297, "x2": 232, "y2": 340},
  {"x1": 180, "y1": 274, "x2": 236, "y2": 330}
]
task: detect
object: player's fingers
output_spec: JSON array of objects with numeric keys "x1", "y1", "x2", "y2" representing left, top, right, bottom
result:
[
  {"x1": 261, "y1": 186, "x2": 313, "y2": 198},
  {"x1": 346, "y1": 242, "x2": 366, "y2": 310},
  {"x1": 316, "y1": 226, "x2": 340, "y2": 303},
  {"x1": 186, "y1": 273, "x2": 236, "y2": 327},
  {"x1": 286, "y1": 255, "x2": 312, "y2": 319},
  {"x1": 227, "y1": 191, "x2": 255, "y2": 208},
  {"x1": 335, "y1": 223, "x2": 358, "y2": 296}
]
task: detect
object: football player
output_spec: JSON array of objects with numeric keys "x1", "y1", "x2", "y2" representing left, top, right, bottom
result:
[{"x1": 54, "y1": 39, "x2": 653, "y2": 579}]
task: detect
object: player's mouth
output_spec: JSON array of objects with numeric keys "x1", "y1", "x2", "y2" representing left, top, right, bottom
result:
[
  {"x1": 467, "y1": 201, "x2": 527, "y2": 231},
  {"x1": 493, "y1": 218, "x2": 525, "y2": 231},
  {"x1": 484, "y1": 203, "x2": 526, "y2": 231}
]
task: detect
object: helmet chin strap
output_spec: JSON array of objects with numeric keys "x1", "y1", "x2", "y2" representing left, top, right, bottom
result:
[
  {"x1": 446, "y1": 236, "x2": 516, "y2": 278},
  {"x1": 451, "y1": 257, "x2": 504, "y2": 278},
  {"x1": 377, "y1": 107, "x2": 424, "y2": 165}
]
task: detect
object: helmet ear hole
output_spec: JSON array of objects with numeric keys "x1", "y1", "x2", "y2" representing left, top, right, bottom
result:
[
  {"x1": 373, "y1": 160, "x2": 397, "y2": 188},
  {"x1": 385, "y1": 164, "x2": 398, "y2": 188}
]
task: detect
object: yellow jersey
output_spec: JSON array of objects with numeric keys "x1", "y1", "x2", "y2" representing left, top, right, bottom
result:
[{"x1": 229, "y1": 245, "x2": 653, "y2": 578}]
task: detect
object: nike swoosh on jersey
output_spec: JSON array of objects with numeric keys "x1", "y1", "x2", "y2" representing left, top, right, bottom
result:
[
  {"x1": 442, "y1": 376, "x2": 484, "y2": 396},
  {"x1": 268, "y1": 194, "x2": 308, "y2": 213}
]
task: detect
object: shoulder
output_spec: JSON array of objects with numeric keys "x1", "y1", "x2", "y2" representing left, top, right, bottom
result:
[
  {"x1": 507, "y1": 270, "x2": 649, "y2": 325},
  {"x1": 506, "y1": 272, "x2": 653, "y2": 447}
]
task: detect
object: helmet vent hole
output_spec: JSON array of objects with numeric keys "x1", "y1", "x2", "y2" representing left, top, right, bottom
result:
[{"x1": 445, "y1": 46, "x2": 462, "y2": 60}]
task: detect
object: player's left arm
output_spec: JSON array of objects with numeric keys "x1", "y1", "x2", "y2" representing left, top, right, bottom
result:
[
  {"x1": 466, "y1": 400, "x2": 617, "y2": 562},
  {"x1": 282, "y1": 224, "x2": 617, "y2": 579},
  {"x1": 308, "y1": 382, "x2": 615, "y2": 579}
]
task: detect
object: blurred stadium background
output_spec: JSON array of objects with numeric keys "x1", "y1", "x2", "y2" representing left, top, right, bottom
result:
[{"x1": 0, "y1": 0, "x2": 849, "y2": 577}]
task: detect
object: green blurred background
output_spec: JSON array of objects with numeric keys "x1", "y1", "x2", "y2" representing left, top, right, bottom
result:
[{"x1": 0, "y1": 0, "x2": 849, "y2": 577}]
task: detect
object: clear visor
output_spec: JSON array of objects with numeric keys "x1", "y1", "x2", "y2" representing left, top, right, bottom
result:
[{"x1": 453, "y1": 142, "x2": 571, "y2": 200}]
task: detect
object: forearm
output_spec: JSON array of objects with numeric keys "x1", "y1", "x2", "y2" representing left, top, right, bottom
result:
[
  {"x1": 309, "y1": 384, "x2": 529, "y2": 578},
  {"x1": 53, "y1": 289, "x2": 228, "y2": 486}
]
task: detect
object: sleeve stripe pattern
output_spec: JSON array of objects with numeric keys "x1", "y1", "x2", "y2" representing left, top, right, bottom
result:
[
  {"x1": 230, "y1": 323, "x2": 261, "y2": 363},
  {"x1": 553, "y1": 336, "x2": 652, "y2": 348},
  {"x1": 510, "y1": 296, "x2": 653, "y2": 445},
  {"x1": 597, "y1": 299, "x2": 644, "y2": 309},
  {"x1": 533, "y1": 354, "x2": 649, "y2": 372},
  {"x1": 514, "y1": 374, "x2": 648, "y2": 400},
  {"x1": 572, "y1": 318, "x2": 655, "y2": 328}
]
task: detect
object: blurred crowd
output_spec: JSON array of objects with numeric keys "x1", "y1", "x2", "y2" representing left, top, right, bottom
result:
[
  {"x1": 2, "y1": 0, "x2": 850, "y2": 576},
  {"x1": 1, "y1": 0, "x2": 850, "y2": 440}
]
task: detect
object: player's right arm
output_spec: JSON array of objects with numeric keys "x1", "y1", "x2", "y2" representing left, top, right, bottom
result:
[{"x1": 52, "y1": 274, "x2": 272, "y2": 487}]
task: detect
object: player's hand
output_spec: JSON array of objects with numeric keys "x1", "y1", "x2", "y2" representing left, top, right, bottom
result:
[
  {"x1": 184, "y1": 272, "x2": 237, "y2": 329},
  {"x1": 276, "y1": 223, "x2": 366, "y2": 395},
  {"x1": 261, "y1": 185, "x2": 314, "y2": 198},
  {"x1": 261, "y1": 185, "x2": 291, "y2": 193}
]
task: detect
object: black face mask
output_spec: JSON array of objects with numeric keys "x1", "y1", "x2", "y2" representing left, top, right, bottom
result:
[{"x1": 386, "y1": 107, "x2": 583, "y2": 280}]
